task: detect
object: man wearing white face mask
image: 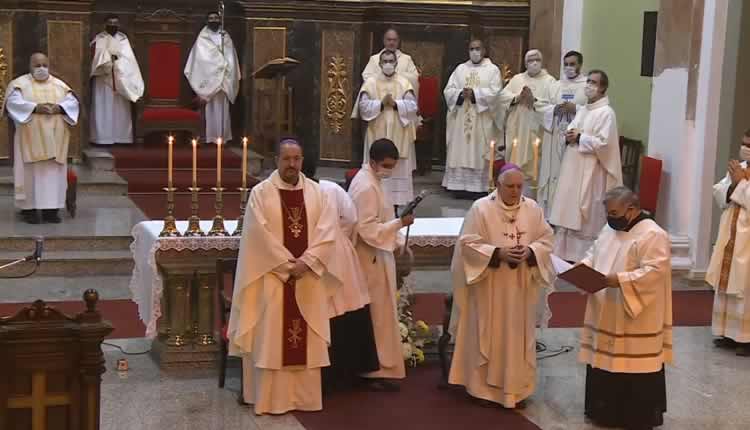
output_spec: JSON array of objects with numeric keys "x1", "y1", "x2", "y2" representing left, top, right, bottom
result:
[
  {"x1": 352, "y1": 50, "x2": 418, "y2": 207},
  {"x1": 538, "y1": 51, "x2": 588, "y2": 217},
  {"x1": 362, "y1": 28, "x2": 420, "y2": 97},
  {"x1": 549, "y1": 69, "x2": 622, "y2": 262},
  {"x1": 2, "y1": 53, "x2": 80, "y2": 224},
  {"x1": 500, "y1": 49, "x2": 556, "y2": 197},
  {"x1": 707, "y1": 129, "x2": 750, "y2": 356},
  {"x1": 442, "y1": 39, "x2": 503, "y2": 193},
  {"x1": 348, "y1": 139, "x2": 414, "y2": 391}
]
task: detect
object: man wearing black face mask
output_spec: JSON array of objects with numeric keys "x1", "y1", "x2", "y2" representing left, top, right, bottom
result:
[
  {"x1": 184, "y1": 12, "x2": 241, "y2": 144},
  {"x1": 577, "y1": 186, "x2": 672, "y2": 430},
  {"x1": 90, "y1": 14, "x2": 144, "y2": 146}
]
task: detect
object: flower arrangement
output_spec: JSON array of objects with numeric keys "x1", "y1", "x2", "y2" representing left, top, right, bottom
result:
[{"x1": 397, "y1": 275, "x2": 432, "y2": 367}]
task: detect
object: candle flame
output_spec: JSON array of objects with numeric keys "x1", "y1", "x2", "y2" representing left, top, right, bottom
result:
[
  {"x1": 168, "y1": 135, "x2": 174, "y2": 144},
  {"x1": 216, "y1": 138, "x2": 223, "y2": 146},
  {"x1": 191, "y1": 139, "x2": 197, "y2": 146},
  {"x1": 243, "y1": 137, "x2": 248, "y2": 145}
]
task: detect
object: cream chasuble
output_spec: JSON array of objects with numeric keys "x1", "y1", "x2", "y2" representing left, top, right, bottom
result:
[
  {"x1": 348, "y1": 165, "x2": 407, "y2": 379},
  {"x1": 228, "y1": 171, "x2": 340, "y2": 415},
  {"x1": 185, "y1": 27, "x2": 241, "y2": 142},
  {"x1": 362, "y1": 49, "x2": 420, "y2": 97},
  {"x1": 707, "y1": 165, "x2": 750, "y2": 342},
  {"x1": 319, "y1": 180, "x2": 371, "y2": 318},
  {"x1": 2, "y1": 74, "x2": 79, "y2": 210},
  {"x1": 549, "y1": 96, "x2": 622, "y2": 261},
  {"x1": 442, "y1": 58, "x2": 503, "y2": 192},
  {"x1": 579, "y1": 218, "x2": 673, "y2": 374},
  {"x1": 538, "y1": 74, "x2": 587, "y2": 216},
  {"x1": 90, "y1": 31, "x2": 143, "y2": 144},
  {"x1": 500, "y1": 70, "x2": 556, "y2": 187}
]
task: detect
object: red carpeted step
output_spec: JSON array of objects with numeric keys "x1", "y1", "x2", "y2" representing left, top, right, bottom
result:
[
  {"x1": 118, "y1": 169, "x2": 258, "y2": 194},
  {"x1": 111, "y1": 146, "x2": 243, "y2": 170}
]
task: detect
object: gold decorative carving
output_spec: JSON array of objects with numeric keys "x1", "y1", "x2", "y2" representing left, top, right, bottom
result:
[
  {"x1": 500, "y1": 63, "x2": 513, "y2": 86},
  {"x1": 401, "y1": 39, "x2": 444, "y2": 79},
  {"x1": 0, "y1": 16, "x2": 12, "y2": 160},
  {"x1": 488, "y1": 34, "x2": 524, "y2": 81},
  {"x1": 0, "y1": 48, "x2": 8, "y2": 109},
  {"x1": 325, "y1": 55, "x2": 348, "y2": 135}
]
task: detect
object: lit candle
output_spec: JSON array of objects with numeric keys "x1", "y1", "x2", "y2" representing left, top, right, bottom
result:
[
  {"x1": 488, "y1": 139, "x2": 496, "y2": 186},
  {"x1": 191, "y1": 139, "x2": 198, "y2": 187},
  {"x1": 513, "y1": 138, "x2": 518, "y2": 149},
  {"x1": 533, "y1": 138, "x2": 540, "y2": 178},
  {"x1": 216, "y1": 137, "x2": 222, "y2": 187},
  {"x1": 242, "y1": 137, "x2": 248, "y2": 189},
  {"x1": 167, "y1": 135, "x2": 174, "y2": 187}
]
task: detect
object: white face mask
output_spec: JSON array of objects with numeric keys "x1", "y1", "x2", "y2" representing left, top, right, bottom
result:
[
  {"x1": 526, "y1": 60, "x2": 541, "y2": 76},
  {"x1": 469, "y1": 50, "x2": 483, "y2": 64},
  {"x1": 584, "y1": 83, "x2": 599, "y2": 99},
  {"x1": 381, "y1": 63, "x2": 396, "y2": 76},
  {"x1": 376, "y1": 168, "x2": 393, "y2": 179},
  {"x1": 564, "y1": 66, "x2": 578, "y2": 79},
  {"x1": 740, "y1": 145, "x2": 750, "y2": 161},
  {"x1": 32, "y1": 66, "x2": 49, "y2": 81}
]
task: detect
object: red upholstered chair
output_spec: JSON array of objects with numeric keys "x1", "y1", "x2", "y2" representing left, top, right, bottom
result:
[
  {"x1": 638, "y1": 156, "x2": 662, "y2": 215},
  {"x1": 415, "y1": 76, "x2": 440, "y2": 175},
  {"x1": 138, "y1": 41, "x2": 201, "y2": 139}
]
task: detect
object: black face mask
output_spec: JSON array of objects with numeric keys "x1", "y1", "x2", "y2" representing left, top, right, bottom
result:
[
  {"x1": 207, "y1": 22, "x2": 220, "y2": 32},
  {"x1": 106, "y1": 25, "x2": 118, "y2": 36},
  {"x1": 607, "y1": 210, "x2": 633, "y2": 231}
]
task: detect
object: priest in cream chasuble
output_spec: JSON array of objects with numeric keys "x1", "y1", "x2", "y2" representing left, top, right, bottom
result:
[
  {"x1": 448, "y1": 164, "x2": 554, "y2": 408},
  {"x1": 89, "y1": 15, "x2": 143, "y2": 145},
  {"x1": 2, "y1": 53, "x2": 80, "y2": 224},
  {"x1": 353, "y1": 50, "x2": 418, "y2": 206},
  {"x1": 228, "y1": 140, "x2": 340, "y2": 415},
  {"x1": 362, "y1": 28, "x2": 420, "y2": 97},
  {"x1": 578, "y1": 187, "x2": 672, "y2": 429},
  {"x1": 442, "y1": 39, "x2": 503, "y2": 193},
  {"x1": 184, "y1": 12, "x2": 241, "y2": 143},
  {"x1": 707, "y1": 136, "x2": 750, "y2": 355}
]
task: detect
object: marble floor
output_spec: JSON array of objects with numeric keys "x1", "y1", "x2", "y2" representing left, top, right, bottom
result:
[{"x1": 99, "y1": 327, "x2": 750, "y2": 430}]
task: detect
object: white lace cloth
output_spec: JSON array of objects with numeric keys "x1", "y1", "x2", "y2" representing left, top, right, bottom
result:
[
  {"x1": 399, "y1": 217, "x2": 464, "y2": 247},
  {"x1": 129, "y1": 220, "x2": 239, "y2": 338}
]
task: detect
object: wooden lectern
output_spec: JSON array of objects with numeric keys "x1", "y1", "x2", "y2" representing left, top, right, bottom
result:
[
  {"x1": 252, "y1": 57, "x2": 300, "y2": 157},
  {"x1": 0, "y1": 291, "x2": 113, "y2": 430}
]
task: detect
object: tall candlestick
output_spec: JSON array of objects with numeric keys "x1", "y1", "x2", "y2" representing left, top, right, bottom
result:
[
  {"x1": 167, "y1": 135, "x2": 174, "y2": 186},
  {"x1": 533, "y1": 138, "x2": 540, "y2": 179},
  {"x1": 216, "y1": 137, "x2": 222, "y2": 187},
  {"x1": 242, "y1": 137, "x2": 248, "y2": 188},
  {"x1": 489, "y1": 139, "x2": 496, "y2": 191},
  {"x1": 191, "y1": 139, "x2": 198, "y2": 187}
]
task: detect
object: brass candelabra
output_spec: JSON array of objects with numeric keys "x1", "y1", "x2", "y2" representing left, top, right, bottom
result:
[
  {"x1": 159, "y1": 186, "x2": 181, "y2": 237},
  {"x1": 208, "y1": 186, "x2": 229, "y2": 236},
  {"x1": 233, "y1": 186, "x2": 250, "y2": 236},
  {"x1": 184, "y1": 186, "x2": 204, "y2": 236}
]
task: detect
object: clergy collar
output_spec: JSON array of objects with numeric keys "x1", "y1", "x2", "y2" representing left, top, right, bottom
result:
[
  {"x1": 490, "y1": 190, "x2": 524, "y2": 209},
  {"x1": 562, "y1": 74, "x2": 586, "y2": 84},
  {"x1": 270, "y1": 170, "x2": 306, "y2": 190},
  {"x1": 623, "y1": 210, "x2": 653, "y2": 232},
  {"x1": 586, "y1": 96, "x2": 610, "y2": 110}
]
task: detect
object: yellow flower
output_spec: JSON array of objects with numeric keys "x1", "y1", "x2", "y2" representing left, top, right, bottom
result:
[
  {"x1": 395, "y1": 291, "x2": 401, "y2": 302},
  {"x1": 414, "y1": 348, "x2": 425, "y2": 363},
  {"x1": 416, "y1": 320, "x2": 430, "y2": 336}
]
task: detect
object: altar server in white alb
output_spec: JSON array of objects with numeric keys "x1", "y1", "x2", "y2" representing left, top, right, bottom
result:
[
  {"x1": 348, "y1": 139, "x2": 415, "y2": 391},
  {"x1": 500, "y1": 49, "x2": 556, "y2": 193},
  {"x1": 228, "y1": 138, "x2": 340, "y2": 415},
  {"x1": 442, "y1": 39, "x2": 503, "y2": 193},
  {"x1": 89, "y1": 15, "x2": 144, "y2": 145},
  {"x1": 578, "y1": 186, "x2": 672, "y2": 429},
  {"x1": 549, "y1": 69, "x2": 622, "y2": 262},
  {"x1": 353, "y1": 51, "x2": 418, "y2": 207},
  {"x1": 2, "y1": 53, "x2": 80, "y2": 225},
  {"x1": 317, "y1": 179, "x2": 380, "y2": 390},
  {"x1": 184, "y1": 12, "x2": 241, "y2": 143},
  {"x1": 707, "y1": 130, "x2": 750, "y2": 356},
  {"x1": 449, "y1": 163, "x2": 554, "y2": 409},
  {"x1": 538, "y1": 50, "x2": 587, "y2": 217},
  {"x1": 362, "y1": 28, "x2": 420, "y2": 97}
]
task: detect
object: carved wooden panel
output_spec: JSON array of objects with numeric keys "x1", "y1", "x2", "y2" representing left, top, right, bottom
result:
[
  {"x1": 47, "y1": 20, "x2": 83, "y2": 160},
  {"x1": 487, "y1": 34, "x2": 524, "y2": 79},
  {"x1": 252, "y1": 26, "x2": 287, "y2": 91},
  {"x1": 319, "y1": 29, "x2": 354, "y2": 162},
  {"x1": 0, "y1": 13, "x2": 12, "y2": 160},
  {"x1": 401, "y1": 39, "x2": 444, "y2": 79}
]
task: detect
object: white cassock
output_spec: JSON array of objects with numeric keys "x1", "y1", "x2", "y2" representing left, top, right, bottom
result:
[
  {"x1": 228, "y1": 171, "x2": 339, "y2": 415},
  {"x1": 352, "y1": 73, "x2": 418, "y2": 206},
  {"x1": 706, "y1": 162, "x2": 750, "y2": 342},
  {"x1": 318, "y1": 180, "x2": 371, "y2": 318},
  {"x1": 448, "y1": 194, "x2": 554, "y2": 407},
  {"x1": 348, "y1": 164, "x2": 407, "y2": 379},
  {"x1": 2, "y1": 74, "x2": 79, "y2": 210},
  {"x1": 362, "y1": 49, "x2": 420, "y2": 97},
  {"x1": 549, "y1": 96, "x2": 622, "y2": 261},
  {"x1": 89, "y1": 31, "x2": 144, "y2": 144},
  {"x1": 579, "y1": 217, "x2": 673, "y2": 374},
  {"x1": 185, "y1": 27, "x2": 241, "y2": 143},
  {"x1": 442, "y1": 58, "x2": 503, "y2": 192},
  {"x1": 538, "y1": 74, "x2": 587, "y2": 216},
  {"x1": 500, "y1": 70, "x2": 556, "y2": 191}
]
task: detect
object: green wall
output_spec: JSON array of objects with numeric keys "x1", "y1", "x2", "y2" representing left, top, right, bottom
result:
[{"x1": 581, "y1": 0, "x2": 658, "y2": 146}]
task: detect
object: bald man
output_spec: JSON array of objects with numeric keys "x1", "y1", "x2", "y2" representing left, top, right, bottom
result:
[
  {"x1": 448, "y1": 164, "x2": 554, "y2": 409},
  {"x1": 2, "y1": 53, "x2": 80, "y2": 224},
  {"x1": 362, "y1": 28, "x2": 420, "y2": 97}
]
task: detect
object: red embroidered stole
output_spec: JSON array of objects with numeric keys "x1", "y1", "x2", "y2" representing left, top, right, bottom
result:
[{"x1": 279, "y1": 188, "x2": 308, "y2": 366}]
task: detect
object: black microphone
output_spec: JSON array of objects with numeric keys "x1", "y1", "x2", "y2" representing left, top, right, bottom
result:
[
  {"x1": 399, "y1": 190, "x2": 429, "y2": 218},
  {"x1": 32, "y1": 237, "x2": 44, "y2": 262}
]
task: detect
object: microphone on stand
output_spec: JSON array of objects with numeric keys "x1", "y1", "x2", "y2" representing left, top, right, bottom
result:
[
  {"x1": 32, "y1": 237, "x2": 44, "y2": 262},
  {"x1": 0, "y1": 237, "x2": 44, "y2": 277},
  {"x1": 399, "y1": 190, "x2": 430, "y2": 256}
]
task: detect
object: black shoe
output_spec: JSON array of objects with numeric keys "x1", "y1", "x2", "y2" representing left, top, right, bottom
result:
[
  {"x1": 42, "y1": 209, "x2": 61, "y2": 223},
  {"x1": 713, "y1": 337, "x2": 737, "y2": 349},
  {"x1": 361, "y1": 378, "x2": 400, "y2": 392},
  {"x1": 22, "y1": 210, "x2": 42, "y2": 224}
]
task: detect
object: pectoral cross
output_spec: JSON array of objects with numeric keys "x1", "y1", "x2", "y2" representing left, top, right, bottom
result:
[
  {"x1": 288, "y1": 319, "x2": 303, "y2": 348},
  {"x1": 503, "y1": 228, "x2": 526, "y2": 246}
]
